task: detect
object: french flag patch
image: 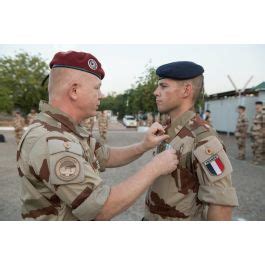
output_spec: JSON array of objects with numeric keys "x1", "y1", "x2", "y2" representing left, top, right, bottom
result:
[{"x1": 204, "y1": 155, "x2": 224, "y2": 176}]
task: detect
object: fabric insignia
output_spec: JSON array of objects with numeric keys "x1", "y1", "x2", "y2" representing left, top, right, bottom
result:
[
  {"x1": 203, "y1": 154, "x2": 224, "y2": 176},
  {"x1": 88, "y1": 59, "x2": 98, "y2": 70},
  {"x1": 55, "y1": 156, "x2": 80, "y2": 181}
]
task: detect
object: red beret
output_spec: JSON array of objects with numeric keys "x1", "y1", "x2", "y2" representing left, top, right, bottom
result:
[{"x1": 49, "y1": 51, "x2": 105, "y2": 80}]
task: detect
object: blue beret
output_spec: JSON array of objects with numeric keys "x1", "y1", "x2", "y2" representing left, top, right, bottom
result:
[{"x1": 156, "y1": 61, "x2": 204, "y2": 80}]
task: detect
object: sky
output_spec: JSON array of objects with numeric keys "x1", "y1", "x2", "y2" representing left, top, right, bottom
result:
[{"x1": 0, "y1": 44, "x2": 264, "y2": 97}]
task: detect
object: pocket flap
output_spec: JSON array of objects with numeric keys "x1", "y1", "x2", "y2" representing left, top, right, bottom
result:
[
  {"x1": 48, "y1": 139, "x2": 83, "y2": 156},
  {"x1": 193, "y1": 136, "x2": 232, "y2": 182}
]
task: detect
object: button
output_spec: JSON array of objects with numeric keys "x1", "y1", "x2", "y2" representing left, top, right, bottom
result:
[
  {"x1": 64, "y1": 141, "x2": 70, "y2": 149},
  {"x1": 205, "y1": 148, "x2": 212, "y2": 155}
]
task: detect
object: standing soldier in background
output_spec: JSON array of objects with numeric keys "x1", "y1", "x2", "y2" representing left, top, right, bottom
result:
[
  {"x1": 98, "y1": 110, "x2": 108, "y2": 142},
  {"x1": 154, "y1": 113, "x2": 160, "y2": 123},
  {"x1": 235, "y1": 106, "x2": 248, "y2": 160},
  {"x1": 82, "y1": 116, "x2": 94, "y2": 134},
  {"x1": 160, "y1": 113, "x2": 169, "y2": 126},
  {"x1": 147, "y1": 112, "x2": 154, "y2": 127},
  {"x1": 250, "y1": 101, "x2": 264, "y2": 165},
  {"x1": 262, "y1": 105, "x2": 265, "y2": 159},
  {"x1": 13, "y1": 110, "x2": 25, "y2": 144},
  {"x1": 27, "y1": 108, "x2": 37, "y2": 125},
  {"x1": 204, "y1": 110, "x2": 212, "y2": 126}
]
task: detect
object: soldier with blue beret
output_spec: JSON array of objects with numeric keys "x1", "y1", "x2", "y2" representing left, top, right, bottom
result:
[
  {"x1": 144, "y1": 61, "x2": 239, "y2": 221},
  {"x1": 156, "y1": 61, "x2": 204, "y2": 80}
]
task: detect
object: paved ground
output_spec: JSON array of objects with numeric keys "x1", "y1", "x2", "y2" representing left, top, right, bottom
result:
[{"x1": 0, "y1": 122, "x2": 264, "y2": 221}]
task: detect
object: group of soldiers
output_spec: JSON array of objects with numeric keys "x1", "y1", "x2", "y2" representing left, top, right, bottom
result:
[
  {"x1": 13, "y1": 109, "x2": 109, "y2": 144},
  {"x1": 235, "y1": 101, "x2": 265, "y2": 165},
  {"x1": 82, "y1": 110, "x2": 109, "y2": 142},
  {"x1": 13, "y1": 109, "x2": 37, "y2": 144},
  {"x1": 145, "y1": 113, "x2": 169, "y2": 127}
]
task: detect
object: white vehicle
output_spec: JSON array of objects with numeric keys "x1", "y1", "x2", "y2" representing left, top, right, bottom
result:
[{"x1": 122, "y1": 115, "x2": 137, "y2": 128}]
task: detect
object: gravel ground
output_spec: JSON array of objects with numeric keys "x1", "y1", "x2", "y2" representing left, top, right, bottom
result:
[{"x1": 0, "y1": 128, "x2": 264, "y2": 221}]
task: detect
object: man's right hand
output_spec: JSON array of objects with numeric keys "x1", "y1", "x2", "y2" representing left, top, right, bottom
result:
[{"x1": 151, "y1": 149, "x2": 179, "y2": 176}]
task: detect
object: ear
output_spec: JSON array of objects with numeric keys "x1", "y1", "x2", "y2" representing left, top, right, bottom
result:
[
  {"x1": 182, "y1": 82, "x2": 193, "y2": 98},
  {"x1": 68, "y1": 83, "x2": 78, "y2": 101}
]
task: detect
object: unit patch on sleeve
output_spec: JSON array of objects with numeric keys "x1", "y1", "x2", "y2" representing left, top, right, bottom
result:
[{"x1": 203, "y1": 154, "x2": 224, "y2": 176}]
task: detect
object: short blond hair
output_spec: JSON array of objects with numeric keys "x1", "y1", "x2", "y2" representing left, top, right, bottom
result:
[{"x1": 191, "y1": 75, "x2": 204, "y2": 102}]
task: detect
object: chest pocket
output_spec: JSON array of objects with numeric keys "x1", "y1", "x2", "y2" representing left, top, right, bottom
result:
[
  {"x1": 48, "y1": 139, "x2": 85, "y2": 185},
  {"x1": 193, "y1": 136, "x2": 232, "y2": 182}
]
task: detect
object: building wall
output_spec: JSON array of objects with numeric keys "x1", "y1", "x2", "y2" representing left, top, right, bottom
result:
[{"x1": 205, "y1": 91, "x2": 265, "y2": 133}]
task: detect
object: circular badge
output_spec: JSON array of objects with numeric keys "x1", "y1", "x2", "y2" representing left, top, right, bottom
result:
[
  {"x1": 88, "y1": 59, "x2": 98, "y2": 70},
  {"x1": 55, "y1": 156, "x2": 80, "y2": 182}
]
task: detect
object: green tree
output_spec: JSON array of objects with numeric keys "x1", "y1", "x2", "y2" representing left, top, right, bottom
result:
[
  {"x1": 0, "y1": 52, "x2": 49, "y2": 114},
  {"x1": 0, "y1": 87, "x2": 13, "y2": 113},
  {"x1": 98, "y1": 64, "x2": 159, "y2": 119},
  {"x1": 126, "y1": 65, "x2": 158, "y2": 114}
]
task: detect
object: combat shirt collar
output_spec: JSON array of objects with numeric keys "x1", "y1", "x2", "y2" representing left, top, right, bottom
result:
[
  {"x1": 39, "y1": 100, "x2": 89, "y2": 138},
  {"x1": 167, "y1": 110, "x2": 196, "y2": 140}
]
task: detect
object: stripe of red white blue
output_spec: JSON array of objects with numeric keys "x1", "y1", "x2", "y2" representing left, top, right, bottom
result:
[{"x1": 204, "y1": 155, "x2": 224, "y2": 176}]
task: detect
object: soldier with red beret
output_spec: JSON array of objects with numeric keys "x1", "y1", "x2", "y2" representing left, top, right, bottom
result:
[{"x1": 17, "y1": 51, "x2": 179, "y2": 220}]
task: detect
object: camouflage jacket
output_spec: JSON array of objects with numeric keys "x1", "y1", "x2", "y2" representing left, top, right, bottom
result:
[
  {"x1": 17, "y1": 101, "x2": 110, "y2": 220},
  {"x1": 27, "y1": 113, "x2": 37, "y2": 125},
  {"x1": 235, "y1": 113, "x2": 248, "y2": 137},
  {"x1": 144, "y1": 111, "x2": 238, "y2": 221},
  {"x1": 13, "y1": 116, "x2": 25, "y2": 131},
  {"x1": 250, "y1": 111, "x2": 264, "y2": 137}
]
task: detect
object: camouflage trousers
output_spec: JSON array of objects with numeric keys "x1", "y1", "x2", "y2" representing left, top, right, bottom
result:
[
  {"x1": 15, "y1": 130, "x2": 23, "y2": 145},
  {"x1": 251, "y1": 136, "x2": 264, "y2": 162},
  {"x1": 236, "y1": 136, "x2": 247, "y2": 158},
  {"x1": 99, "y1": 129, "x2": 107, "y2": 141}
]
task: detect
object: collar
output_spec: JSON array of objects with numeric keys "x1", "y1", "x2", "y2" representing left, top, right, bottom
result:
[
  {"x1": 166, "y1": 110, "x2": 196, "y2": 140},
  {"x1": 39, "y1": 101, "x2": 89, "y2": 138}
]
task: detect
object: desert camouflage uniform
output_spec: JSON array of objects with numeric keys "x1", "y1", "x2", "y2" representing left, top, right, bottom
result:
[
  {"x1": 98, "y1": 111, "x2": 108, "y2": 142},
  {"x1": 154, "y1": 113, "x2": 160, "y2": 123},
  {"x1": 146, "y1": 113, "x2": 154, "y2": 127},
  {"x1": 17, "y1": 101, "x2": 111, "y2": 220},
  {"x1": 82, "y1": 117, "x2": 94, "y2": 134},
  {"x1": 235, "y1": 112, "x2": 249, "y2": 159},
  {"x1": 250, "y1": 110, "x2": 265, "y2": 163},
  {"x1": 13, "y1": 115, "x2": 25, "y2": 144},
  {"x1": 27, "y1": 112, "x2": 37, "y2": 125},
  {"x1": 144, "y1": 110, "x2": 238, "y2": 221}
]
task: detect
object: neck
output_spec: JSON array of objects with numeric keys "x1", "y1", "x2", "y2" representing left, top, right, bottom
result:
[
  {"x1": 50, "y1": 100, "x2": 81, "y2": 124},
  {"x1": 169, "y1": 103, "x2": 194, "y2": 123}
]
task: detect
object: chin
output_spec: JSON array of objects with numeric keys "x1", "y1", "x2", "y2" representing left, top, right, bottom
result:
[{"x1": 157, "y1": 107, "x2": 167, "y2": 114}]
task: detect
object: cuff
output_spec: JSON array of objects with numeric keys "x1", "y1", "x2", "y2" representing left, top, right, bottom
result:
[{"x1": 72, "y1": 184, "x2": 111, "y2": 220}]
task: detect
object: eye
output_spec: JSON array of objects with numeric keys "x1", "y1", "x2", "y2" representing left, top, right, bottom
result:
[{"x1": 160, "y1": 83, "x2": 168, "y2": 89}]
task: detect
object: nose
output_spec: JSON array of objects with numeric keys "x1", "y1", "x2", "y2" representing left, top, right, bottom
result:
[
  {"x1": 153, "y1": 86, "x2": 160, "y2": 97},
  {"x1": 99, "y1": 90, "x2": 105, "y2": 99}
]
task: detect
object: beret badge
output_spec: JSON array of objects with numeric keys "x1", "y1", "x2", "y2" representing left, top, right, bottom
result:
[{"x1": 88, "y1": 59, "x2": 98, "y2": 70}]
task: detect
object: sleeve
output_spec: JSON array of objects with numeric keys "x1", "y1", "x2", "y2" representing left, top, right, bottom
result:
[
  {"x1": 94, "y1": 140, "x2": 110, "y2": 172},
  {"x1": 193, "y1": 135, "x2": 239, "y2": 207},
  {"x1": 29, "y1": 136, "x2": 111, "y2": 220}
]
